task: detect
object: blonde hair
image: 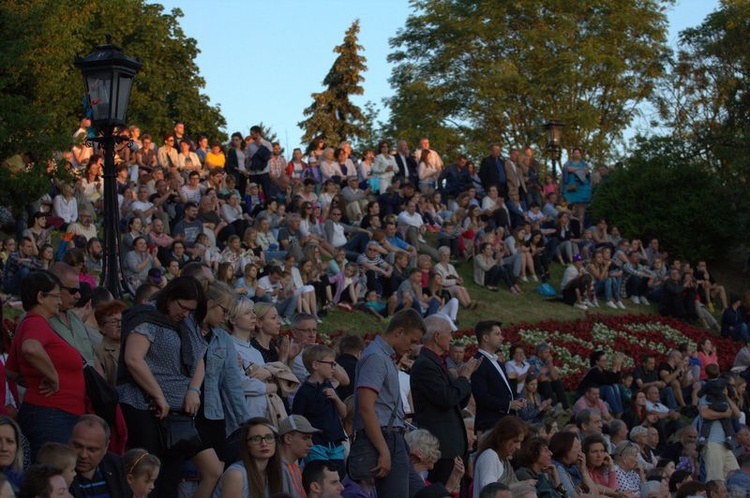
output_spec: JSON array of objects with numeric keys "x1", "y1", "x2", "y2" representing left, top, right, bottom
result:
[
  {"x1": 405, "y1": 429, "x2": 441, "y2": 464},
  {"x1": 227, "y1": 296, "x2": 255, "y2": 331},
  {"x1": 253, "y1": 301, "x2": 276, "y2": 322},
  {"x1": 36, "y1": 442, "x2": 76, "y2": 472},
  {"x1": 302, "y1": 345, "x2": 336, "y2": 372},
  {"x1": 205, "y1": 280, "x2": 234, "y2": 310},
  {"x1": 124, "y1": 448, "x2": 160, "y2": 478}
]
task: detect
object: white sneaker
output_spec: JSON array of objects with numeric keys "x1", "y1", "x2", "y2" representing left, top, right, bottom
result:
[
  {"x1": 520, "y1": 276, "x2": 529, "y2": 283},
  {"x1": 640, "y1": 296, "x2": 650, "y2": 306},
  {"x1": 591, "y1": 300, "x2": 600, "y2": 307},
  {"x1": 606, "y1": 301, "x2": 617, "y2": 309},
  {"x1": 574, "y1": 303, "x2": 588, "y2": 310},
  {"x1": 583, "y1": 299, "x2": 594, "y2": 307},
  {"x1": 616, "y1": 301, "x2": 627, "y2": 309},
  {"x1": 531, "y1": 275, "x2": 539, "y2": 282},
  {"x1": 630, "y1": 296, "x2": 641, "y2": 305}
]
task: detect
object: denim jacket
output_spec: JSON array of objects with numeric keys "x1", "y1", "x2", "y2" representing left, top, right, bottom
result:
[{"x1": 185, "y1": 316, "x2": 249, "y2": 429}]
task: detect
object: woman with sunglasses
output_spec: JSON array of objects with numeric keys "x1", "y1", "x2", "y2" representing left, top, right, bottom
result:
[
  {"x1": 185, "y1": 281, "x2": 249, "y2": 464},
  {"x1": 118, "y1": 276, "x2": 218, "y2": 498},
  {"x1": 213, "y1": 417, "x2": 285, "y2": 498},
  {"x1": 7, "y1": 271, "x2": 86, "y2": 460}
]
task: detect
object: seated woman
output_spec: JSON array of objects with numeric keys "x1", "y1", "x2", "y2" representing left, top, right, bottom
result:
[
  {"x1": 473, "y1": 242, "x2": 521, "y2": 294},
  {"x1": 612, "y1": 441, "x2": 642, "y2": 496},
  {"x1": 434, "y1": 246, "x2": 478, "y2": 309},
  {"x1": 549, "y1": 431, "x2": 598, "y2": 498},
  {"x1": 0, "y1": 417, "x2": 24, "y2": 491},
  {"x1": 425, "y1": 273, "x2": 460, "y2": 331},
  {"x1": 514, "y1": 436, "x2": 562, "y2": 497},
  {"x1": 517, "y1": 375, "x2": 552, "y2": 425},
  {"x1": 583, "y1": 434, "x2": 619, "y2": 497},
  {"x1": 212, "y1": 417, "x2": 287, "y2": 497},
  {"x1": 405, "y1": 429, "x2": 463, "y2": 497},
  {"x1": 472, "y1": 416, "x2": 528, "y2": 498}
]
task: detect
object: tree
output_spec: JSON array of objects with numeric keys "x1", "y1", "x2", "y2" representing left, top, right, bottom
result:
[
  {"x1": 298, "y1": 20, "x2": 369, "y2": 145},
  {"x1": 386, "y1": 0, "x2": 672, "y2": 162},
  {"x1": 652, "y1": 0, "x2": 750, "y2": 182},
  {"x1": 0, "y1": 0, "x2": 226, "y2": 172},
  {"x1": 590, "y1": 135, "x2": 738, "y2": 262}
]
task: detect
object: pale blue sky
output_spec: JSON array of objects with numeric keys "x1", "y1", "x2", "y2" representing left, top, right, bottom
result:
[{"x1": 150, "y1": 0, "x2": 719, "y2": 152}]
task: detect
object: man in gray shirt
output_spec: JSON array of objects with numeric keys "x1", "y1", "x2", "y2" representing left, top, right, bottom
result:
[{"x1": 353, "y1": 308, "x2": 426, "y2": 496}]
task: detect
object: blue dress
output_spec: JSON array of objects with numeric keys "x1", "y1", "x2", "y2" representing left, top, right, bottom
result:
[{"x1": 562, "y1": 160, "x2": 592, "y2": 204}]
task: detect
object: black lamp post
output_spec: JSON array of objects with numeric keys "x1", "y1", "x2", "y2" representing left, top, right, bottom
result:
[
  {"x1": 544, "y1": 120, "x2": 565, "y2": 180},
  {"x1": 75, "y1": 35, "x2": 141, "y2": 298}
]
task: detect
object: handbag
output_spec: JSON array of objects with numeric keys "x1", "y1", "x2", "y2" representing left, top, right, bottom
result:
[
  {"x1": 347, "y1": 403, "x2": 399, "y2": 480},
  {"x1": 162, "y1": 411, "x2": 202, "y2": 454},
  {"x1": 82, "y1": 364, "x2": 119, "y2": 427}
]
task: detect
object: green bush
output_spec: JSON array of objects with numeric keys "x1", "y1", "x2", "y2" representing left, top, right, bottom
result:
[{"x1": 590, "y1": 135, "x2": 738, "y2": 262}]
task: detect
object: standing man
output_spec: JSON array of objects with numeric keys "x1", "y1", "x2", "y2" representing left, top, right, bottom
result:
[
  {"x1": 394, "y1": 140, "x2": 419, "y2": 187},
  {"x1": 410, "y1": 315, "x2": 481, "y2": 485},
  {"x1": 504, "y1": 148, "x2": 526, "y2": 200},
  {"x1": 479, "y1": 144, "x2": 507, "y2": 198},
  {"x1": 414, "y1": 137, "x2": 443, "y2": 173},
  {"x1": 69, "y1": 415, "x2": 128, "y2": 498},
  {"x1": 471, "y1": 320, "x2": 523, "y2": 434},
  {"x1": 246, "y1": 125, "x2": 274, "y2": 198},
  {"x1": 353, "y1": 308, "x2": 426, "y2": 496}
]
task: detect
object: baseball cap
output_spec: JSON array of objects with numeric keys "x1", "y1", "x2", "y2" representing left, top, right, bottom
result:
[
  {"x1": 277, "y1": 415, "x2": 321, "y2": 436},
  {"x1": 573, "y1": 254, "x2": 583, "y2": 262}
]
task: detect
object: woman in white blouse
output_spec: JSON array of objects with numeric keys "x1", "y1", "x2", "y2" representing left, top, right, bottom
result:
[
  {"x1": 52, "y1": 183, "x2": 78, "y2": 226},
  {"x1": 372, "y1": 140, "x2": 397, "y2": 194}
]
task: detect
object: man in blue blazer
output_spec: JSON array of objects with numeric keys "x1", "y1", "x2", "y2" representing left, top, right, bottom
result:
[{"x1": 471, "y1": 320, "x2": 526, "y2": 434}]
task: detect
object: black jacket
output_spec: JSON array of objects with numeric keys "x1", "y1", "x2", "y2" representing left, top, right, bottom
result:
[
  {"x1": 410, "y1": 348, "x2": 471, "y2": 459},
  {"x1": 471, "y1": 352, "x2": 516, "y2": 432},
  {"x1": 395, "y1": 153, "x2": 419, "y2": 187},
  {"x1": 71, "y1": 452, "x2": 130, "y2": 498}
]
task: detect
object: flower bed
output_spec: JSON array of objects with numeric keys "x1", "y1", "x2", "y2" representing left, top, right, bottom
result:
[{"x1": 322, "y1": 314, "x2": 742, "y2": 391}]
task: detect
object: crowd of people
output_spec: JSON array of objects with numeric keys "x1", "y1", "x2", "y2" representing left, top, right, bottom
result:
[{"x1": 0, "y1": 120, "x2": 748, "y2": 498}]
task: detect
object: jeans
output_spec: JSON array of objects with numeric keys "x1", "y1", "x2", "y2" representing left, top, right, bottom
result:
[
  {"x1": 661, "y1": 386, "x2": 679, "y2": 410},
  {"x1": 18, "y1": 403, "x2": 79, "y2": 464},
  {"x1": 599, "y1": 385, "x2": 624, "y2": 415},
  {"x1": 595, "y1": 278, "x2": 618, "y2": 302},
  {"x1": 275, "y1": 295, "x2": 298, "y2": 320},
  {"x1": 376, "y1": 431, "x2": 410, "y2": 497}
]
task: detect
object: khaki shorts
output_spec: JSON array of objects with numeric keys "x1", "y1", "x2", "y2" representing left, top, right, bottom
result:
[{"x1": 703, "y1": 441, "x2": 739, "y2": 482}]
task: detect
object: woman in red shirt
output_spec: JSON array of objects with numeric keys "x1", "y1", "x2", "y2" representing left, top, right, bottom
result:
[{"x1": 6, "y1": 271, "x2": 85, "y2": 459}]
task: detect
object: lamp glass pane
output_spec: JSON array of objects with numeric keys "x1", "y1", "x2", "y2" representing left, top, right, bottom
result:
[
  {"x1": 85, "y1": 72, "x2": 112, "y2": 123},
  {"x1": 114, "y1": 74, "x2": 133, "y2": 123}
]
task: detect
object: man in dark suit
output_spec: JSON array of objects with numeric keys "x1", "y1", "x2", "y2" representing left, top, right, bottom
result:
[
  {"x1": 394, "y1": 139, "x2": 419, "y2": 187},
  {"x1": 410, "y1": 315, "x2": 482, "y2": 485},
  {"x1": 479, "y1": 144, "x2": 507, "y2": 197},
  {"x1": 69, "y1": 415, "x2": 129, "y2": 498},
  {"x1": 471, "y1": 320, "x2": 525, "y2": 434}
]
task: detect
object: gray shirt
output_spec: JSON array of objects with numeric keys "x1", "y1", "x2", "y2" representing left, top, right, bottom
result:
[
  {"x1": 353, "y1": 335, "x2": 404, "y2": 430},
  {"x1": 117, "y1": 322, "x2": 190, "y2": 410}
]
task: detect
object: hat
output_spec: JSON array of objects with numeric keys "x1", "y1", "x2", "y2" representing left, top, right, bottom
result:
[
  {"x1": 277, "y1": 415, "x2": 321, "y2": 436},
  {"x1": 248, "y1": 182, "x2": 259, "y2": 188},
  {"x1": 573, "y1": 254, "x2": 583, "y2": 262}
]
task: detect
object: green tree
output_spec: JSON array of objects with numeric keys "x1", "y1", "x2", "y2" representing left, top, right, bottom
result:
[
  {"x1": 653, "y1": 0, "x2": 750, "y2": 182},
  {"x1": 0, "y1": 0, "x2": 226, "y2": 172},
  {"x1": 386, "y1": 0, "x2": 672, "y2": 162},
  {"x1": 298, "y1": 20, "x2": 369, "y2": 145},
  {"x1": 590, "y1": 135, "x2": 737, "y2": 261}
]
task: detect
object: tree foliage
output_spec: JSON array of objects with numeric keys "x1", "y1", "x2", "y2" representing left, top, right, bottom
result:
[
  {"x1": 386, "y1": 0, "x2": 672, "y2": 162},
  {"x1": 298, "y1": 20, "x2": 369, "y2": 145},
  {"x1": 590, "y1": 135, "x2": 740, "y2": 262},
  {"x1": 652, "y1": 0, "x2": 750, "y2": 182},
  {"x1": 0, "y1": 0, "x2": 226, "y2": 170}
]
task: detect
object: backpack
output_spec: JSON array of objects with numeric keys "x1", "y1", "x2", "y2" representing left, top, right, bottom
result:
[{"x1": 535, "y1": 283, "x2": 556, "y2": 297}]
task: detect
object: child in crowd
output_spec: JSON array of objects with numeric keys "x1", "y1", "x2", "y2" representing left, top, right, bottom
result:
[
  {"x1": 543, "y1": 174, "x2": 558, "y2": 197},
  {"x1": 124, "y1": 448, "x2": 161, "y2": 498},
  {"x1": 438, "y1": 220, "x2": 461, "y2": 259},
  {"x1": 36, "y1": 442, "x2": 77, "y2": 486},
  {"x1": 359, "y1": 288, "x2": 388, "y2": 323},
  {"x1": 292, "y1": 345, "x2": 348, "y2": 476}
]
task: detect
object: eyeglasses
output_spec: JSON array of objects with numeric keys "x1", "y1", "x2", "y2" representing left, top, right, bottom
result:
[
  {"x1": 247, "y1": 434, "x2": 276, "y2": 445},
  {"x1": 316, "y1": 360, "x2": 337, "y2": 368},
  {"x1": 60, "y1": 285, "x2": 81, "y2": 295},
  {"x1": 330, "y1": 212, "x2": 342, "y2": 216},
  {"x1": 176, "y1": 300, "x2": 197, "y2": 313},
  {"x1": 215, "y1": 302, "x2": 229, "y2": 314},
  {"x1": 102, "y1": 318, "x2": 121, "y2": 326},
  {"x1": 44, "y1": 292, "x2": 62, "y2": 299}
]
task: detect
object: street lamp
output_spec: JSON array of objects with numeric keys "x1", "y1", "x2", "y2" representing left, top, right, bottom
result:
[
  {"x1": 75, "y1": 35, "x2": 141, "y2": 298},
  {"x1": 544, "y1": 120, "x2": 565, "y2": 180}
]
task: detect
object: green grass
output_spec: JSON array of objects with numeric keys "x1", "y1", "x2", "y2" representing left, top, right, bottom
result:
[{"x1": 316, "y1": 259, "x2": 655, "y2": 336}]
